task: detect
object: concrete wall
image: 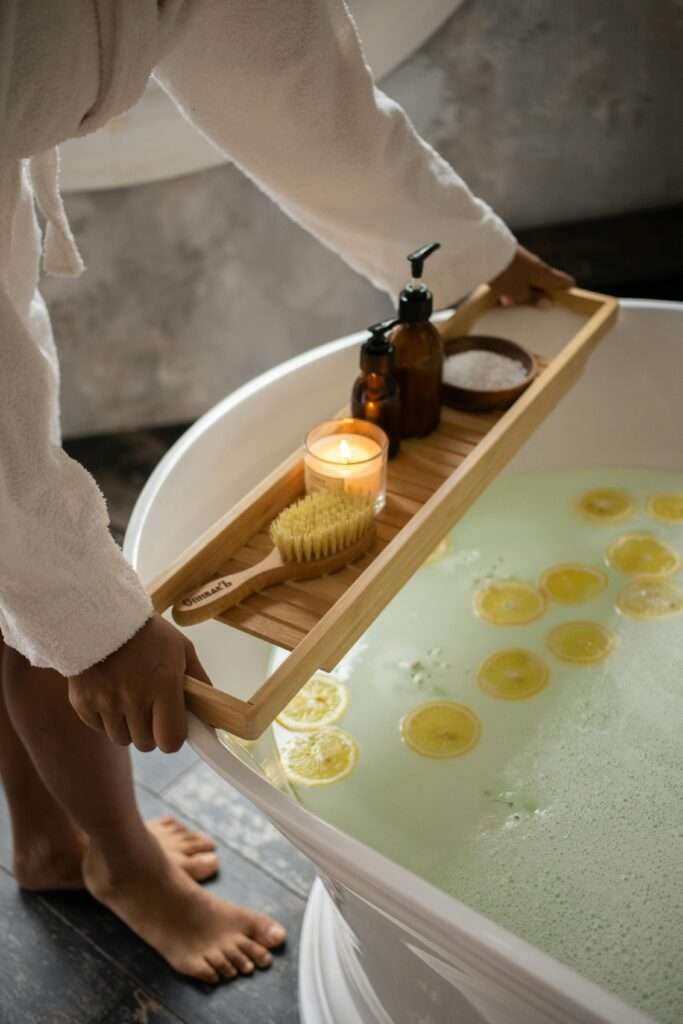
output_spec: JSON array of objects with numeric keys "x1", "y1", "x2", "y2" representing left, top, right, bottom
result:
[{"x1": 46, "y1": 0, "x2": 683, "y2": 437}]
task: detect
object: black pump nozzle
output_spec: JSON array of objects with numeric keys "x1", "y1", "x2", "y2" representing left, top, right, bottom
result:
[
  {"x1": 399, "y1": 242, "x2": 441, "y2": 323},
  {"x1": 365, "y1": 317, "x2": 399, "y2": 352},
  {"x1": 359, "y1": 317, "x2": 398, "y2": 373},
  {"x1": 407, "y1": 242, "x2": 441, "y2": 281}
]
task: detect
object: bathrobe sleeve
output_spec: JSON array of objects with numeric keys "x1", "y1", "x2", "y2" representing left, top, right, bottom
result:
[
  {"x1": 0, "y1": 290, "x2": 154, "y2": 677},
  {"x1": 0, "y1": 161, "x2": 153, "y2": 678},
  {"x1": 155, "y1": 0, "x2": 517, "y2": 308}
]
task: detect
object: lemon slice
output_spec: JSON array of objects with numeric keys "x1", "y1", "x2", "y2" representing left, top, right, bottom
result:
[
  {"x1": 547, "y1": 621, "x2": 613, "y2": 664},
  {"x1": 540, "y1": 563, "x2": 608, "y2": 605},
  {"x1": 616, "y1": 578, "x2": 683, "y2": 620},
  {"x1": 648, "y1": 493, "x2": 683, "y2": 523},
  {"x1": 276, "y1": 672, "x2": 349, "y2": 731},
  {"x1": 474, "y1": 581, "x2": 545, "y2": 625},
  {"x1": 477, "y1": 648, "x2": 549, "y2": 701},
  {"x1": 424, "y1": 536, "x2": 451, "y2": 566},
  {"x1": 280, "y1": 728, "x2": 358, "y2": 786},
  {"x1": 217, "y1": 730, "x2": 262, "y2": 774},
  {"x1": 607, "y1": 533, "x2": 679, "y2": 577},
  {"x1": 400, "y1": 701, "x2": 481, "y2": 759},
  {"x1": 576, "y1": 487, "x2": 633, "y2": 523}
]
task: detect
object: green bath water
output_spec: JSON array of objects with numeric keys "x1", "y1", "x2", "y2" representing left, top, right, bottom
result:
[{"x1": 269, "y1": 468, "x2": 683, "y2": 1022}]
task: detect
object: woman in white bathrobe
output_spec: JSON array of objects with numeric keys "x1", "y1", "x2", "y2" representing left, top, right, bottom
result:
[{"x1": 0, "y1": 0, "x2": 572, "y2": 984}]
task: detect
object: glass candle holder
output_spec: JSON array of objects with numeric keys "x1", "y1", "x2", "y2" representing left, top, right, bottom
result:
[{"x1": 304, "y1": 418, "x2": 388, "y2": 513}]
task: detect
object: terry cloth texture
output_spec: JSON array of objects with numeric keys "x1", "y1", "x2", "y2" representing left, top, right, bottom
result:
[{"x1": 0, "y1": 0, "x2": 516, "y2": 676}]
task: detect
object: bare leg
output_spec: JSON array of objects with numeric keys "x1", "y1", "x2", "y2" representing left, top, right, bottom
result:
[
  {"x1": 3, "y1": 649, "x2": 286, "y2": 982},
  {"x1": 0, "y1": 639, "x2": 218, "y2": 887},
  {"x1": 0, "y1": 641, "x2": 85, "y2": 889}
]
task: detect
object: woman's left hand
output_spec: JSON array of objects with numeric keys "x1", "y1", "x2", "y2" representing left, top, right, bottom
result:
[{"x1": 489, "y1": 245, "x2": 575, "y2": 305}]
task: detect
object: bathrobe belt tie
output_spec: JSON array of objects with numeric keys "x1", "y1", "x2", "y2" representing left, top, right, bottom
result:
[{"x1": 29, "y1": 147, "x2": 84, "y2": 278}]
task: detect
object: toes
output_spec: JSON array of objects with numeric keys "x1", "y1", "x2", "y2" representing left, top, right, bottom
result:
[
  {"x1": 182, "y1": 836, "x2": 216, "y2": 855},
  {"x1": 183, "y1": 851, "x2": 219, "y2": 882},
  {"x1": 151, "y1": 817, "x2": 216, "y2": 852},
  {"x1": 251, "y1": 916, "x2": 288, "y2": 949},
  {"x1": 177, "y1": 955, "x2": 220, "y2": 984},
  {"x1": 206, "y1": 948, "x2": 237, "y2": 980},
  {"x1": 227, "y1": 947, "x2": 255, "y2": 975},
  {"x1": 239, "y1": 937, "x2": 272, "y2": 969}
]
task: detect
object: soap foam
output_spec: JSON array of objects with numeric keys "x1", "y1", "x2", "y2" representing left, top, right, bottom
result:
[{"x1": 273, "y1": 468, "x2": 683, "y2": 1023}]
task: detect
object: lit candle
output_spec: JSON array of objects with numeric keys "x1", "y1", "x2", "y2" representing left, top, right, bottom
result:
[{"x1": 304, "y1": 419, "x2": 388, "y2": 512}]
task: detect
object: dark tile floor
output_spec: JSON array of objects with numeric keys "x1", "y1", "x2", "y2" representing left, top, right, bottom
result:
[
  {"x1": 0, "y1": 731, "x2": 313, "y2": 1024},
  {"x1": 0, "y1": 426, "x2": 314, "y2": 1021},
  {"x1": 3, "y1": 205, "x2": 682, "y2": 1023}
]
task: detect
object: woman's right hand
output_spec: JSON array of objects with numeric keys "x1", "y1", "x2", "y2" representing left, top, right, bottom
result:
[
  {"x1": 68, "y1": 613, "x2": 211, "y2": 752},
  {"x1": 489, "y1": 244, "x2": 575, "y2": 305}
]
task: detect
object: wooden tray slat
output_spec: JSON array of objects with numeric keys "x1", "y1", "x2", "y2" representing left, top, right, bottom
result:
[
  {"x1": 151, "y1": 286, "x2": 618, "y2": 738},
  {"x1": 217, "y1": 605, "x2": 308, "y2": 650}
]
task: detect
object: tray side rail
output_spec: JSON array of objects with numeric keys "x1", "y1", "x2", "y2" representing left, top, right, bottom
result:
[
  {"x1": 245, "y1": 288, "x2": 618, "y2": 735},
  {"x1": 146, "y1": 286, "x2": 617, "y2": 738}
]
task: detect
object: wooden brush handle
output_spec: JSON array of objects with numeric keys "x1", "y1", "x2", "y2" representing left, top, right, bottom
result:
[
  {"x1": 174, "y1": 547, "x2": 288, "y2": 626},
  {"x1": 173, "y1": 526, "x2": 376, "y2": 627}
]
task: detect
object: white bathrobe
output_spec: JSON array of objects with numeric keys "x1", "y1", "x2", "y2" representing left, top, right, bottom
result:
[{"x1": 0, "y1": 0, "x2": 516, "y2": 676}]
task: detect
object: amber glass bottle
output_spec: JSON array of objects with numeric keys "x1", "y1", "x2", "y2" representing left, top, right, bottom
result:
[
  {"x1": 390, "y1": 243, "x2": 443, "y2": 438},
  {"x1": 351, "y1": 319, "x2": 401, "y2": 458}
]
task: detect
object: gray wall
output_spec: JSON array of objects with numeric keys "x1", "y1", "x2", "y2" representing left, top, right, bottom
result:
[{"x1": 47, "y1": 1, "x2": 683, "y2": 437}]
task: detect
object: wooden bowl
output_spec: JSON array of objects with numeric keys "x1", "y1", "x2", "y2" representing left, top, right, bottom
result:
[{"x1": 441, "y1": 335, "x2": 538, "y2": 412}]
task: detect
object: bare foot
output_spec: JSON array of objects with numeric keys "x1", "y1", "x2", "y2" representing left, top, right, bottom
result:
[
  {"x1": 14, "y1": 816, "x2": 218, "y2": 891},
  {"x1": 83, "y1": 835, "x2": 287, "y2": 983},
  {"x1": 146, "y1": 816, "x2": 218, "y2": 882}
]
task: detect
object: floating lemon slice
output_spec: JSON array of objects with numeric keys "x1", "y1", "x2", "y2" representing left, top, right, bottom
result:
[
  {"x1": 540, "y1": 563, "x2": 608, "y2": 605},
  {"x1": 474, "y1": 581, "x2": 545, "y2": 625},
  {"x1": 576, "y1": 488, "x2": 632, "y2": 523},
  {"x1": 546, "y1": 621, "x2": 613, "y2": 664},
  {"x1": 424, "y1": 536, "x2": 451, "y2": 566},
  {"x1": 280, "y1": 728, "x2": 358, "y2": 786},
  {"x1": 648, "y1": 493, "x2": 683, "y2": 524},
  {"x1": 400, "y1": 701, "x2": 481, "y2": 759},
  {"x1": 477, "y1": 648, "x2": 549, "y2": 701},
  {"x1": 217, "y1": 730, "x2": 257, "y2": 750},
  {"x1": 616, "y1": 578, "x2": 683, "y2": 620},
  {"x1": 277, "y1": 672, "x2": 349, "y2": 731},
  {"x1": 607, "y1": 533, "x2": 679, "y2": 577}
]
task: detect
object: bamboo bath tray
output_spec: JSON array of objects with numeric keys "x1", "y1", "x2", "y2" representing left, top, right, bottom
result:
[{"x1": 150, "y1": 286, "x2": 618, "y2": 738}]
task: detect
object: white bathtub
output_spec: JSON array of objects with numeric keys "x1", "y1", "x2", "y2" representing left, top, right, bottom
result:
[{"x1": 125, "y1": 299, "x2": 681, "y2": 1024}]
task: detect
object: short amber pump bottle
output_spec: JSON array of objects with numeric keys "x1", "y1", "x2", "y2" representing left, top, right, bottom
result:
[
  {"x1": 390, "y1": 242, "x2": 443, "y2": 438},
  {"x1": 351, "y1": 318, "x2": 401, "y2": 458}
]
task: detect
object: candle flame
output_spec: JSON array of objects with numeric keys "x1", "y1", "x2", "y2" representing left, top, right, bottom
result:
[{"x1": 338, "y1": 438, "x2": 353, "y2": 463}]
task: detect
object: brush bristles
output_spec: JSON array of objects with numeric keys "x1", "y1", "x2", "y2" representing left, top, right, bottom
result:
[{"x1": 270, "y1": 491, "x2": 374, "y2": 563}]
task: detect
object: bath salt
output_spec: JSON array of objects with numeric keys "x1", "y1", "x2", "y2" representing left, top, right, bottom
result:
[{"x1": 443, "y1": 349, "x2": 527, "y2": 391}]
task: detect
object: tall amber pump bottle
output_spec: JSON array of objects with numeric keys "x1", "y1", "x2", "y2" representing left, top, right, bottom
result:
[
  {"x1": 351, "y1": 318, "x2": 401, "y2": 458},
  {"x1": 390, "y1": 242, "x2": 443, "y2": 437}
]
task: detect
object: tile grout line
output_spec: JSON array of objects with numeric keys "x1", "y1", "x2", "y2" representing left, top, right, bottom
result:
[
  {"x1": 134, "y1": 778, "x2": 313, "y2": 903},
  {"x1": 33, "y1": 895, "x2": 193, "y2": 1024},
  {"x1": 154, "y1": 753, "x2": 204, "y2": 795},
  {"x1": 0, "y1": 863, "x2": 190, "y2": 1024},
  {"x1": 99, "y1": 993, "x2": 188, "y2": 1024}
]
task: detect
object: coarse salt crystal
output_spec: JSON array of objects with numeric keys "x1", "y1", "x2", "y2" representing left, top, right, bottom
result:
[{"x1": 443, "y1": 349, "x2": 528, "y2": 391}]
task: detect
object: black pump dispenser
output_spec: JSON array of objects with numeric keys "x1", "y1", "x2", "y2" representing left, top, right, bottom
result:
[
  {"x1": 390, "y1": 241, "x2": 443, "y2": 437},
  {"x1": 351, "y1": 318, "x2": 401, "y2": 457},
  {"x1": 398, "y1": 242, "x2": 441, "y2": 323},
  {"x1": 360, "y1": 317, "x2": 399, "y2": 370}
]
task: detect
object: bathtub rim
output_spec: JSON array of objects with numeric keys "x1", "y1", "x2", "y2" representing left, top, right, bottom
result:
[
  {"x1": 125, "y1": 297, "x2": 678, "y2": 1024},
  {"x1": 125, "y1": 298, "x2": 681, "y2": 575},
  {"x1": 188, "y1": 714, "x2": 651, "y2": 1024}
]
